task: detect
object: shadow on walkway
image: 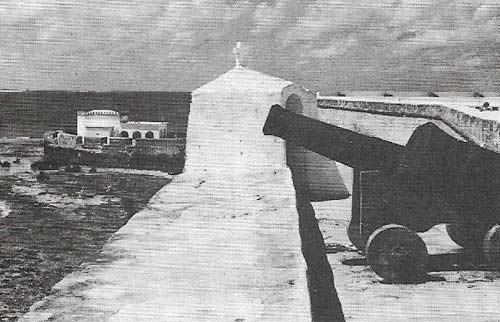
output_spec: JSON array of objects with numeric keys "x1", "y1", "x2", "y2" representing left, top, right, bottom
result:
[{"x1": 295, "y1": 189, "x2": 346, "y2": 322}]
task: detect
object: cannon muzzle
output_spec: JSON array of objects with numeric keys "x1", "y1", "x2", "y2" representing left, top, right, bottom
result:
[{"x1": 263, "y1": 104, "x2": 404, "y2": 171}]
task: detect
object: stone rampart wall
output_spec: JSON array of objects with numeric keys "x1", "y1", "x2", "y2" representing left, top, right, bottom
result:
[{"x1": 318, "y1": 98, "x2": 500, "y2": 153}]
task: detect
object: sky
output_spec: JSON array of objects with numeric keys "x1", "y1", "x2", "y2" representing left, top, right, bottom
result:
[{"x1": 0, "y1": 0, "x2": 499, "y2": 92}]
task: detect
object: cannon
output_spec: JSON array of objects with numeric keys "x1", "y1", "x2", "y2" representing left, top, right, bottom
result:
[{"x1": 263, "y1": 104, "x2": 500, "y2": 282}]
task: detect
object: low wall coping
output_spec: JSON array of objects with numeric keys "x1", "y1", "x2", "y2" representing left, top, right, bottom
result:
[{"x1": 318, "y1": 96, "x2": 500, "y2": 154}]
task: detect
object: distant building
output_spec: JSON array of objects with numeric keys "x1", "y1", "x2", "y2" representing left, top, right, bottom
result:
[
  {"x1": 76, "y1": 110, "x2": 168, "y2": 142},
  {"x1": 44, "y1": 109, "x2": 183, "y2": 173}
]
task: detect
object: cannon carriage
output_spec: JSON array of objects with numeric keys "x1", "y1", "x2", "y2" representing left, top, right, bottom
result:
[{"x1": 263, "y1": 104, "x2": 500, "y2": 282}]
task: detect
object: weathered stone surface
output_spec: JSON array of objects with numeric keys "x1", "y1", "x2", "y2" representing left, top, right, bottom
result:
[
  {"x1": 20, "y1": 171, "x2": 311, "y2": 321},
  {"x1": 317, "y1": 96, "x2": 500, "y2": 152},
  {"x1": 186, "y1": 66, "x2": 348, "y2": 201}
]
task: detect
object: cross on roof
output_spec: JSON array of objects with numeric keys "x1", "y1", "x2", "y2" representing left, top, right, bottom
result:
[{"x1": 233, "y1": 42, "x2": 242, "y2": 67}]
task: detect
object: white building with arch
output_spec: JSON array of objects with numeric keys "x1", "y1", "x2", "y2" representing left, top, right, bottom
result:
[{"x1": 77, "y1": 110, "x2": 168, "y2": 142}]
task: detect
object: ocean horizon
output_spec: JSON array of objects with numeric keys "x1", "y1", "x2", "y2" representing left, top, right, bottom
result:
[
  {"x1": 3, "y1": 89, "x2": 498, "y2": 139},
  {"x1": 0, "y1": 91, "x2": 192, "y2": 139}
]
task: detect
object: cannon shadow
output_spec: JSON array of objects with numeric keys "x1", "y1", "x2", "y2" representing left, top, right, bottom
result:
[
  {"x1": 341, "y1": 250, "x2": 500, "y2": 284},
  {"x1": 342, "y1": 250, "x2": 496, "y2": 273}
]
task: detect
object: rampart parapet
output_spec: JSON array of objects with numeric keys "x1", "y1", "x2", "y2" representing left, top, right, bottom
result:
[{"x1": 318, "y1": 96, "x2": 500, "y2": 153}]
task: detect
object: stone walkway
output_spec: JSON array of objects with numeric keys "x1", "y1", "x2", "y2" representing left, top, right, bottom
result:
[{"x1": 20, "y1": 170, "x2": 311, "y2": 322}]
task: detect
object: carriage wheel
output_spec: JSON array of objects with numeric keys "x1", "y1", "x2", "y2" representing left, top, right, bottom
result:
[
  {"x1": 483, "y1": 224, "x2": 500, "y2": 269},
  {"x1": 366, "y1": 224, "x2": 428, "y2": 283},
  {"x1": 446, "y1": 223, "x2": 492, "y2": 250}
]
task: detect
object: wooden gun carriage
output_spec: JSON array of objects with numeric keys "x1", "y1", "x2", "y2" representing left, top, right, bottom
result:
[{"x1": 263, "y1": 104, "x2": 500, "y2": 282}]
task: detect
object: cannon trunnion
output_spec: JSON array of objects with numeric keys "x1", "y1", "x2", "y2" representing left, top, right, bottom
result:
[{"x1": 263, "y1": 104, "x2": 500, "y2": 283}]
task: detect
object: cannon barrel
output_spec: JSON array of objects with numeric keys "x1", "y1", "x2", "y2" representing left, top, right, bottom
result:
[
  {"x1": 263, "y1": 103, "x2": 500, "y2": 218},
  {"x1": 263, "y1": 104, "x2": 404, "y2": 171}
]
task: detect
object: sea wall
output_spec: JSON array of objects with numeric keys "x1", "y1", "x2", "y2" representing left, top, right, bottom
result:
[
  {"x1": 318, "y1": 98, "x2": 500, "y2": 152},
  {"x1": 43, "y1": 134, "x2": 186, "y2": 174}
]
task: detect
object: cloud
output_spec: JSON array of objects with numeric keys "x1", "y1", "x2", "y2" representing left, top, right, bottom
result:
[
  {"x1": 0, "y1": 0, "x2": 497, "y2": 92},
  {"x1": 251, "y1": 1, "x2": 286, "y2": 34},
  {"x1": 275, "y1": 0, "x2": 500, "y2": 91},
  {"x1": 308, "y1": 35, "x2": 357, "y2": 58}
]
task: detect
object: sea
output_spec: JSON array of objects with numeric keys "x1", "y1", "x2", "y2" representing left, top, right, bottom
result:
[
  {"x1": 0, "y1": 91, "x2": 191, "y2": 320},
  {"x1": 0, "y1": 91, "x2": 191, "y2": 138}
]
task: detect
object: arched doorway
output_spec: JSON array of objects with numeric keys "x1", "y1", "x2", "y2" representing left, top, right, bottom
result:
[
  {"x1": 132, "y1": 131, "x2": 142, "y2": 139},
  {"x1": 285, "y1": 94, "x2": 303, "y2": 113},
  {"x1": 120, "y1": 131, "x2": 129, "y2": 138},
  {"x1": 145, "y1": 131, "x2": 154, "y2": 139}
]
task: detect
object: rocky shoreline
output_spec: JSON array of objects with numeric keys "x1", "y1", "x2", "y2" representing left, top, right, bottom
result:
[{"x1": 0, "y1": 141, "x2": 172, "y2": 321}]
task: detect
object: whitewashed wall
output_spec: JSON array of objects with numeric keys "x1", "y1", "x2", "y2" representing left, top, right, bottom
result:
[{"x1": 185, "y1": 66, "x2": 349, "y2": 200}]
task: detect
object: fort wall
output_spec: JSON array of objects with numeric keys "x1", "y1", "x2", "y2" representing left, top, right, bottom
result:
[
  {"x1": 24, "y1": 66, "x2": 327, "y2": 321},
  {"x1": 44, "y1": 131, "x2": 185, "y2": 174},
  {"x1": 318, "y1": 98, "x2": 500, "y2": 152}
]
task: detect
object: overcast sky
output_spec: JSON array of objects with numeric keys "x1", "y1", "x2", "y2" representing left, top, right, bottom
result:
[{"x1": 0, "y1": 0, "x2": 499, "y2": 92}]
